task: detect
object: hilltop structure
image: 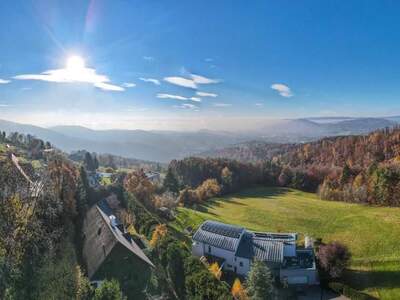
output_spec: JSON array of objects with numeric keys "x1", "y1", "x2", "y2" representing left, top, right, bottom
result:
[{"x1": 192, "y1": 220, "x2": 318, "y2": 285}]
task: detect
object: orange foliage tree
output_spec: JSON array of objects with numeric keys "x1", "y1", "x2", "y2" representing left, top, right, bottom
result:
[
  {"x1": 149, "y1": 224, "x2": 168, "y2": 247},
  {"x1": 208, "y1": 262, "x2": 222, "y2": 280},
  {"x1": 231, "y1": 278, "x2": 248, "y2": 300}
]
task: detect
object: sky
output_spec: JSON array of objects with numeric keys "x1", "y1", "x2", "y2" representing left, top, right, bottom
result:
[{"x1": 1, "y1": 0, "x2": 400, "y2": 130}]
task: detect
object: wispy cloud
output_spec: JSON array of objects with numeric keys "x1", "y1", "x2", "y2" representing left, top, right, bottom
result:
[
  {"x1": 164, "y1": 76, "x2": 197, "y2": 89},
  {"x1": 271, "y1": 83, "x2": 293, "y2": 97},
  {"x1": 139, "y1": 77, "x2": 160, "y2": 85},
  {"x1": 122, "y1": 82, "x2": 136, "y2": 88},
  {"x1": 157, "y1": 93, "x2": 201, "y2": 102},
  {"x1": 0, "y1": 104, "x2": 10, "y2": 107},
  {"x1": 191, "y1": 74, "x2": 219, "y2": 84},
  {"x1": 255, "y1": 103, "x2": 264, "y2": 107},
  {"x1": 174, "y1": 103, "x2": 198, "y2": 110},
  {"x1": 164, "y1": 74, "x2": 220, "y2": 89},
  {"x1": 0, "y1": 79, "x2": 10, "y2": 84},
  {"x1": 143, "y1": 56, "x2": 154, "y2": 61},
  {"x1": 14, "y1": 67, "x2": 124, "y2": 91},
  {"x1": 196, "y1": 91, "x2": 217, "y2": 97},
  {"x1": 213, "y1": 102, "x2": 232, "y2": 107},
  {"x1": 204, "y1": 58, "x2": 213, "y2": 62}
]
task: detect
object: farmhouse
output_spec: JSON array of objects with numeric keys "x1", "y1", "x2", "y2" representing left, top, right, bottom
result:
[
  {"x1": 192, "y1": 220, "x2": 318, "y2": 285},
  {"x1": 83, "y1": 199, "x2": 154, "y2": 295}
]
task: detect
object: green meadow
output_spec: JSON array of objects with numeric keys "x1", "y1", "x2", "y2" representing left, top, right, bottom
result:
[{"x1": 173, "y1": 186, "x2": 400, "y2": 299}]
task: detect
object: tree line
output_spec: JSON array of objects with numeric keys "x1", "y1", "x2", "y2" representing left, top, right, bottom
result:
[{"x1": 169, "y1": 127, "x2": 400, "y2": 206}]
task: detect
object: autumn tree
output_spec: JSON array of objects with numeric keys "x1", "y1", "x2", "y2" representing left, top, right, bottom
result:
[
  {"x1": 124, "y1": 170, "x2": 155, "y2": 208},
  {"x1": 221, "y1": 167, "x2": 234, "y2": 192},
  {"x1": 149, "y1": 224, "x2": 168, "y2": 247},
  {"x1": 232, "y1": 278, "x2": 248, "y2": 300},
  {"x1": 197, "y1": 179, "x2": 221, "y2": 202},
  {"x1": 208, "y1": 262, "x2": 222, "y2": 280},
  {"x1": 317, "y1": 241, "x2": 351, "y2": 279}
]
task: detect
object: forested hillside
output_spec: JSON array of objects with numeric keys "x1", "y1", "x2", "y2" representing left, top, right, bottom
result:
[{"x1": 174, "y1": 127, "x2": 400, "y2": 206}]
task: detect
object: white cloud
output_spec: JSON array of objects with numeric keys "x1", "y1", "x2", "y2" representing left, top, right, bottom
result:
[
  {"x1": 196, "y1": 91, "x2": 217, "y2": 97},
  {"x1": 174, "y1": 103, "x2": 198, "y2": 110},
  {"x1": 157, "y1": 93, "x2": 188, "y2": 101},
  {"x1": 213, "y1": 103, "x2": 232, "y2": 107},
  {"x1": 139, "y1": 77, "x2": 160, "y2": 85},
  {"x1": 143, "y1": 56, "x2": 154, "y2": 61},
  {"x1": 14, "y1": 67, "x2": 124, "y2": 91},
  {"x1": 271, "y1": 83, "x2": 293, "y2": 97},
  {"x1": 164, "y1": 76, "x2": 197, "y2": 89},
  {"x1": 190, "y1": 74, "x2": 219, "y2": 84},
  {"x1": 164, "y1": 74, "x2": 219, "y2": 89},
  {"x1": 0, "y1": 79, "x2": 10, "y2": 84},
  {"x1": 0, "y1": 104, "x2": 10, "y2": 107},
  {"x1": 255, "y1": 103, "x2": 264, "y2": 107},
  {"x1": 157, "y1": 93, "x2": 202, "y2": 102},
  {"x1": 122, "y1": 82, "x2": 136, "y2": 88}
]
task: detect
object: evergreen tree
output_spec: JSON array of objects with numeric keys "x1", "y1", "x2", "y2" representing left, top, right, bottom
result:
[
  {"x1": 84, "y1": 152, "x2": 95, "y2": 172},
  {"x1": 246, "y1": 261, "x2": 274, "y2": 300},
  {"x1": 163, "y1": 168, "x2": 179, "y2": 194}
]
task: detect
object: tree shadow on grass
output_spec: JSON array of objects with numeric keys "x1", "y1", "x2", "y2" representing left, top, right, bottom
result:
[
  {"x1": 343, "y1": 268, "x2": 400, "y2": 289},
  {"x1": 232, "y1": 186, "x2": 290, "y2": 200},
  {"x1": 194, "y1": 186, "x2": 289, "y2": 214}
]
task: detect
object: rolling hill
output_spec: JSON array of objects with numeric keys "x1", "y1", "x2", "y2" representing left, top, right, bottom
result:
[{"x1": 0, "y1": 117, "x2": 396, "y2": 162}]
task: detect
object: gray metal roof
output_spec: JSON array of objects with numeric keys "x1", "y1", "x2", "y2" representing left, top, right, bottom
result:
[
  {"x1": 193, "y1": 221, "x2": 286, "y2": 262},
  {"x1": 192, "y1": 220, "x2": 244, "y2": 252},
  {"x1": 235, "y1": 232, "x2": 284, "y2": 263}
]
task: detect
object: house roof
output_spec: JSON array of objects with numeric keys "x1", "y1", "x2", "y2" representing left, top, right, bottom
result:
[
  {"x1": 83, "y1": 200, "x2": 154, "y2": 279},
  {"x1": 192, "y1": 220, "x2": 244, "y2": 252},
  {"x1": 235, "y1": 232, "x2": 284, "y2": 263},
  {"x1": 192, "y1": 220, "x2": 290, "y2": 263}
]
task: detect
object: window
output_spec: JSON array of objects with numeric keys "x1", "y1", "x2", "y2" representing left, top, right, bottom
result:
[
  {"x1": 208, "y1": 245, "x2": 211, "y2": 253},
  {"x1": 239, "y1": 261, "x2": 243, "y2": 267},
  {"x1": 97, "y1": 227, "x2": 102, "y2": 235}
]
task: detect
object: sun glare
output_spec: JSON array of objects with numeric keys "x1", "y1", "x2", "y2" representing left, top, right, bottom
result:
[{"x1": 66, "y1": 55, "x2": 85, "y2": 72}]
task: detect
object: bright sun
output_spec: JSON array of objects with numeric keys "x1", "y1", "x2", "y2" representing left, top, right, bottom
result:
[{"x1": 66, "y1": 55, "x2": 85, "y2": 72}]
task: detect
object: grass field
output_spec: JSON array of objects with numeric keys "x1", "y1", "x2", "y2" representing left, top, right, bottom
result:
[{"x1": 172, "y1": 186, "x2": 400, "y2": 299}]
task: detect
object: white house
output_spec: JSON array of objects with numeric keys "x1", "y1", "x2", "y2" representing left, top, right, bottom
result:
[{"x1": 192, "y1": 220, "x2": 318, "y2": 285}]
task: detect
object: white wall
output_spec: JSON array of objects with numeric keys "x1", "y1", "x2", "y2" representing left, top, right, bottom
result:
[{"x1": 192, "y1": 241, "x2": 204, "y2": 257}]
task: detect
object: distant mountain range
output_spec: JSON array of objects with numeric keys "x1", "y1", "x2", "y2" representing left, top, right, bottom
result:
[{"x1": 0, "y1": 117, "x2": 397, "y2": 162}]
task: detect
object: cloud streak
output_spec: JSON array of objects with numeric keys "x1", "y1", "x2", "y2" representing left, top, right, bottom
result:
[
  {"x1": 0, "y1": 79, "x2": 10, "y2": 84},
  {"x1": 122, "y1": 82, "x2": 136, "y2": 88},
  {"x1": 196, "y1": 91, "x2": 217, "y2": 97},
  {"x1": 164, "y1": 74, "x2": 219, "y2": 89},
  {"x1": 14, "y1": 67, "x2": 124, "y2": 91},
  {"x1": 139, "y1": 77, "x2": 160, "y2": 85},
  {"x1": 174, "y1": 103, "x2": 198, "y2": 110},
  {"x1": 271, "y1": 83, "x2": 293, "y2": 97},
  {"x1": 157, "y1": 93, "x2": 201, "y2": 102}
]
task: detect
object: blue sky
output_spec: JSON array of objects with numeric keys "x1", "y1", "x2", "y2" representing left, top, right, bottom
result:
[{"x1": 1, "y1": 0, "x2": 400, "y2": 130}]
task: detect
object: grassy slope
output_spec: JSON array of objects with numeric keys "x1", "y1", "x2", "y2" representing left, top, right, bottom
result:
[{"x1": 172, "y1": 186, "x2": 400, "y2": 299}]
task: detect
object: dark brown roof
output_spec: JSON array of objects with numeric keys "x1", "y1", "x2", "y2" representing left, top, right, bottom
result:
[{"x1": 83, "y1": 203, "x2": 154, "y2": 279}]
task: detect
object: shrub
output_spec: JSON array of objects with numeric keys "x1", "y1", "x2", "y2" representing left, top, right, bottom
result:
[{"x1": 317, "y1": 242, "x2": 351, "y2": 279}]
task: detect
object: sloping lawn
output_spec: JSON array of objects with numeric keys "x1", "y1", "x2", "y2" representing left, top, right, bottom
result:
[{"x1": 173, "y1": 186, "x2": 400, "y2": 299}]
